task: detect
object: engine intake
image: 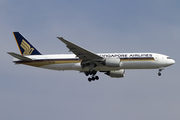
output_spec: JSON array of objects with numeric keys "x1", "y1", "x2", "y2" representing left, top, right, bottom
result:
[{"x1": 105, "y1": 69, "x2": 125, "y2": 78}]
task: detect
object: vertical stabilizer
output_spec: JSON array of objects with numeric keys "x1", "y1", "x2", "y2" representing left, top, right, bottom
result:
[{"x1": 13, "y1": 32, "x2": 41, "y2": 55}]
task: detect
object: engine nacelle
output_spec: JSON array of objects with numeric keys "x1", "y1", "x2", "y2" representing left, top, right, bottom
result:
[
  {"x1": 104, "y1": 58, "x2": 121, "y2": 67},
  {"x1": 105, "y1": 69, "x2": 125, "y2": 78}
]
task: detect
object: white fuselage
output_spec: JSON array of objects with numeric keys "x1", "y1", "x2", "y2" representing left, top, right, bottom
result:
[{"x1": 13, "y1": 53, "x2": 175, "y2": 72}]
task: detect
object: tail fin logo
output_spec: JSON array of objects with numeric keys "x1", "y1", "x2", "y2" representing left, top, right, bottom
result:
[{"x1": 20, "y1": 39, "x2": 34, "y2": 55}]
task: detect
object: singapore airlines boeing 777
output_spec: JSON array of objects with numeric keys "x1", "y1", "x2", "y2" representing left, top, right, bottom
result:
[{"x1": 8, "y1": 32, "x2": 175, "y2": 82}]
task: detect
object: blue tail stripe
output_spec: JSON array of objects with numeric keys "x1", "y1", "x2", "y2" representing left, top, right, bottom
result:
[{"x1": 13, "y1": 32, "x2": 41, "y2": 55}]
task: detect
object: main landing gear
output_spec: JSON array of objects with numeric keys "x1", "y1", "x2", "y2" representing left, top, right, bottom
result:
[
  {"x1": 85, "y1": 70, "x2": 99, "y2": 82},
  {"x1": 158, "y1": 67, "x2": 164, "y2": 76},
  {"x1": 88, "y1": 76, "x2": 99, "y2": 82}
]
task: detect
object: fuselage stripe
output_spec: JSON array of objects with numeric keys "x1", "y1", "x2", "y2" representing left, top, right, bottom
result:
[{"x1": 14, "y1": 57, "x2": 155, "y2": 67}]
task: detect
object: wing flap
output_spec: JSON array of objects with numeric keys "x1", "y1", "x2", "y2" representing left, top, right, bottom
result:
[{"x1": 7, "y1": 52, "x2": 33, "y2": 61}]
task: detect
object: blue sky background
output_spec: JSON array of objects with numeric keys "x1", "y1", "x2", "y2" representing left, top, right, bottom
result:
[{"x1": 0, "y1": 0, "x2": 179, "y2": 120}]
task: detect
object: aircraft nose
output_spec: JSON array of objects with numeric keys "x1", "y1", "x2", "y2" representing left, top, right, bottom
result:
[
  {"x1": 172, "y1": 59, "x2": 175, "y2": 64},
  {"x1": 167, "y1": 59, "x2": 175, "y2": 66}
]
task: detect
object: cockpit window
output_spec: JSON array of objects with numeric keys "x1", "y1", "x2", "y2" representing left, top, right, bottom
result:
[{"x1": 167, "y1": 57, "x2": 171, "y2": 59}]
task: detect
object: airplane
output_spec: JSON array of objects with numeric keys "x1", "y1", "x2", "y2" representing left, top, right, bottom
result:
[{"x1": 8, "y1": 32, "x2": 175, "y2": 82}]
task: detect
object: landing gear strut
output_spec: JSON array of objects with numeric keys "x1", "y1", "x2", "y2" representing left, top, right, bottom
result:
[
  {"x1": 85, "y1": 70, "x2": 99, "y2": 82},
  {"x1": 158, "y1": 68, "x2": 164, "y2": 76}
]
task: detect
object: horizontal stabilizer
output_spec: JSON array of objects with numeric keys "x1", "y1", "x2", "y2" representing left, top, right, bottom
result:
[{"x1": 7, "y1": 52, "x2": 33, "y2": 61}]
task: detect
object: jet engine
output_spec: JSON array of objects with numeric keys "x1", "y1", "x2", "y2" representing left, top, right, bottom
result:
[
  {"x1": 103, "y1": 58, "x2": 121, "y2": 67},
  {"x1": 105, "y1": 69, "x2": 125, "y2": 78}
]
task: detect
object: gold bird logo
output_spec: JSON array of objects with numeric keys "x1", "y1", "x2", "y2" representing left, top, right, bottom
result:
[{"x1": 20, "y1": 39, "x2": 34, "y2": 55}]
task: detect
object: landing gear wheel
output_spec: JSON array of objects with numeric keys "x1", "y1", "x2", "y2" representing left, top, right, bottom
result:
[
  {"x1": 88, "y1": 77, "x2": 92, "y2": 82},
  {"x1": 85, "y1": 72, "x2": 89, "y2": 76},
  {"x1": 158, "y1": 72, "x2": 161, "y2": 76},
  {"x1": 95, "y1": 76, "x2": 99, "y2": 80},
  {"x1": 158, "y1": 68, "x2": 164, "y2": 76},
  {"x1": 92, "y1": 77, "x2": 95, "y2": 81},
  {"x1": 87, "y1": 76, "x2": 99, "y2": 82},
  {"x1": 85, "y1": 71, "x2": 99, "y2": 82}
]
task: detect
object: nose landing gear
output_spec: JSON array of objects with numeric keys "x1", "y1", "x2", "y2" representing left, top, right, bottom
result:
[
  {"x1": 158, "y1": 72, "x2": 161, "y2": 76},
  {"x1": 158, "y1": 67, "x2": 164, "y2": 76}
]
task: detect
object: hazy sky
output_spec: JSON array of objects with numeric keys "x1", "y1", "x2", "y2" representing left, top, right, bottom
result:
[{"x1": 0, "y1": 0, "x2": 179, "y2": 120}]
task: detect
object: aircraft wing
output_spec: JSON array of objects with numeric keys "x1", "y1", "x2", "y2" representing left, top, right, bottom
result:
[{"x1": 57, "y1": 37, "x2": 103, "y2": 61}]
